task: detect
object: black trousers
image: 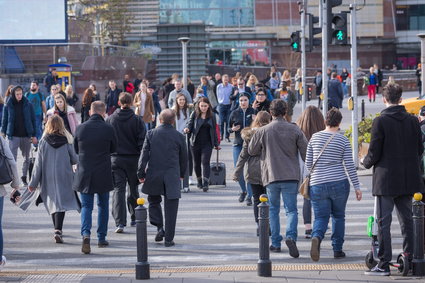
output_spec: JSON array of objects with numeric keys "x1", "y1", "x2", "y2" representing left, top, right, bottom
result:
[
  {"x1": 111, "y1": 155, "x2": 140, "y2": 226},
  {"x1": 377, "y1": 195, "x2": 414, "y2": 269},
  {"x1": 148, "y1": 195, "x2": 179, "y2": 242},
  {"x1": 52, "y1": 212, "x2": 65, "y2": 231},
  {"x1": 191, "y1": 143, "x2": 213, "y2": 179},
  {"x1": 303, "y1": 198, "x2": 312, "y2": 225},
  {"x1": 251, "y1": 184, "x2": 266, "y2": 223}
]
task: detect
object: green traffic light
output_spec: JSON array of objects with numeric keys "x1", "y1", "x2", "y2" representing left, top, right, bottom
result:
[
  {"x1": 336, "y1": 30, "x2": 344, "y2": 41},
  {"x1": 292, "y1": 42, "x2": 299, "y2": 49}
]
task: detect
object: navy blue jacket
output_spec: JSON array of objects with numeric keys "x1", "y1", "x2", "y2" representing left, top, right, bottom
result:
[
  {"x1": 228, "y1": 107, "x2": 255, "y2": 146},
  {"x1": 328, "y1": 79, "x2": 344, "y2": 108},
  {"x1": 1, "y1": 97, "x2": 36, "y2": 138}
]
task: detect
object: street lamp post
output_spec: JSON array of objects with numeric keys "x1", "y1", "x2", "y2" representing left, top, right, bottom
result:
[
  {"x1": 419, "y1": 34, "x2": 425, "y2": 99},
  {"x1": 178, "y1": 37, "x2": 190, "y2": 90}
]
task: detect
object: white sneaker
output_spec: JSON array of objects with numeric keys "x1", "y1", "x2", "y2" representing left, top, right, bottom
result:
[
  {"x1": 115, "y1": 225, "x2": 124, "y2": 233},
  {"x1": 183, "y1": 187, "x2": 189, "y2": 193},
  {"x1": 0, "y1": 256, "x2": 6, "y2": 269}
]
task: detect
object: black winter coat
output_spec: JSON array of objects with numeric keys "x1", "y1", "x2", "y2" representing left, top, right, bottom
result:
[
  {"x1": 228, "y1": 107, "x2": 255, "y2": 146},
  {"x1": 328, "y1": 79, "x2": 343, "y2": 108},
  {"x1": 186, "y1": 112, "x2": 219, "y2": 147},
  {"x1": 73, "y1": 114, "x2": 117, "y2": 194},
  {"x1": 137, "y1": 124, "x2": 187, "y2": 199},
  {"x1": 106, "y1": 108, "x2": 146, "y2": 156},
  {"x1": 363, "y1": 105, "x2": 424, "y2": 196}
]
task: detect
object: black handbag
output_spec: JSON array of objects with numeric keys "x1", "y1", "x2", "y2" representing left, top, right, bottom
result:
[{"x1": 0, "y1": 139, "x2": 14, "y2": 185}]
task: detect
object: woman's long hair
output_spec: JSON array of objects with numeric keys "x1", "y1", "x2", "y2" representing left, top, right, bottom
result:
[
  {"x1": 195, "y1": 97, "x2": 213, "y2": 119},
  {"x1": 65, "y1": 85, "x2": 74, "y2": 99},
  {"x1": 251, "y1": 111, "x2": 271, "y2": 128},
  {"x1": 173, "y1": 93, "x2": 189, "y2": 120},
  {"x1": 82, "y1": 88, "x2": 94, "y2": 107},
  {"x1": 296, "y1": 106, "x2": 326, "y2": 141},
  {"x1": 43, "y1": 115, "x2": 73, "y2": 144},
  {"x1": 54, "y1": 94, "x2": 68, "y2": 113}
]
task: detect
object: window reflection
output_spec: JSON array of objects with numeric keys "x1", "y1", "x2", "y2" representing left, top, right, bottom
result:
[{"x1": 159, "y1": 0, "x2": 254, "y2": 26}]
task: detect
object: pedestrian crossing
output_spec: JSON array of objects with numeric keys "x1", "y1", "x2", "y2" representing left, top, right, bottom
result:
[{"x1": 2, "y1": 143, "x2": 409, "y2": 273}]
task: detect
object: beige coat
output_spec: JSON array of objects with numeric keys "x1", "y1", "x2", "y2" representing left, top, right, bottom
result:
[
  {"x1": 134, "y1": 91, "x2": 155, "y2": 123},
  {"x1": 248, "y1": 117, "x2": 308, "y2": 186}
]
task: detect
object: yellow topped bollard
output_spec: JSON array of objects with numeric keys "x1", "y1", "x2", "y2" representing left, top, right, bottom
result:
[
  {"x1": 135, "y1": 197, "x2": 149, "y2": 279},
  {"x1": 259, "y1": 194, "x2": 268, "y2": 203},
  {"x1": 414, "y1": 193, "x2": 423, "y2": 202},
  {"x1": 137, "y1": 198, "x2": 145, "y2": 206}
]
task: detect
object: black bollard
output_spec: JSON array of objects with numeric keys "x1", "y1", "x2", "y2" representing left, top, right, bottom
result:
[
  {"x1": 412, "y1": 193, "x2": 425, "y2": 276},
  {"x1": 135, "y1": 198, "x2": 150, "y2": 280},
  {"x1": 258, "y1": 194, "x2": 272, "y2": 277},
  {"x1": 361, "y1": 99, "x2": 365, "y2": 121}
]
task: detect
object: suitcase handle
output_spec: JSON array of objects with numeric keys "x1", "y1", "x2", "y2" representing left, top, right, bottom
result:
[{"x1": 216, "y1": 148, "x2": 219, "y2": 170}]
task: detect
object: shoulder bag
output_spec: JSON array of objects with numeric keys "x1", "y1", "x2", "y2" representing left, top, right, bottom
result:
[{"x1": 299, "y1": 133, "x2": 336, "y2": 199}]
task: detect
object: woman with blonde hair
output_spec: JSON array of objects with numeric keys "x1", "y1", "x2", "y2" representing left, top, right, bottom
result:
[
  {"x1": 280, "y1": 70, "x2": 292, "y2": 88},
  {"x1": 296, "y1": 106, "x2": 326, "y2": 238},
  {"x1": 64, "y1": 85, "x2": 78, "y2": 107},
  {"x1": 29, "y1": 115, "x2": 80, "y2": 244},
  {"x1": 246, "y1": 75, "x2": 259, "y2": 93},
  {"x1": 233, "y1": 111, "x2": 272, "y2": 235},
  {"x1": 134, "y1": 82, "x2": 155, "y2": 130},
  {"x1": 294, "y1": 68, "x2": 302, "y2": 103},
  {"x1": 46, "y1": 94, "x2": 79, "y2": 135}
]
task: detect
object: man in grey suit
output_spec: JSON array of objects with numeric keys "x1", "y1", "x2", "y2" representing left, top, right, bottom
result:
[{"x1": 137, "y1": 109, "x2": 187, "y2": 247}]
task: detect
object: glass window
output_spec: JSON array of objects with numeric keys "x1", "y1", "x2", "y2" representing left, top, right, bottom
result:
[
  {"x1": 208, "y1": 40, "x2": 270, "y2": 66},
  {"x1": 159, "y1": 0, "x2": 254, "y2": 27},
  {"x1": 396, "y1": 5, "x2": 425, "y2": 31}
]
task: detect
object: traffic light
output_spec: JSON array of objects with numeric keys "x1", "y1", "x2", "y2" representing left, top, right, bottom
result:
[
  {"x1": 307, "y1": 13, "x2": 321, "y2": 51},
  {"x1": 290, "y1": 31, "x2": 301, "y2": 52},
  {"x1": 332, "y1": 12, "x2": 348, "y2": 45},
  {"x1": 326, "y1": 0, "x2": 343, "y2": 45}
]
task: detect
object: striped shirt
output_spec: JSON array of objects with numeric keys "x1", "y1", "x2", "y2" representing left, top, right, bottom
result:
[{"x1": 305, "y1": 131, "x2": 360, "y2": 190}]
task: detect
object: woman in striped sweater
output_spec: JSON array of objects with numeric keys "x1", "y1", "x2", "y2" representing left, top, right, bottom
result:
[{"x1": 305, "y1": 108, "x2": 362, "y2": 262}]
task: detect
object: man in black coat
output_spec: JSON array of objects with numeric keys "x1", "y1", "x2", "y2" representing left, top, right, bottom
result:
[
  {"x1": 73, "y1": 101, "x2": 117, "y2": 254},
  {"x1": 105, "y1": 80, "x2": 122, "y2": 115},
  {"x1": 137, "y1": 109, "x2": 187, "y2": 247},
  {"x1": 363, "y1": 84, "x2": 425, "y2": 276},
  {"x1": 328, "y1": 72, "x2": 344, "y2": 109},
  {"x1": 106, "y1": 92, "x2": 146, "y2": 233}
]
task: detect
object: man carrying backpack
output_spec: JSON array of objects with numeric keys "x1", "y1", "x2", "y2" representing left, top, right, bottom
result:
[{"x1": 25, "y1": 81, "x2": 46, "y2": 142}]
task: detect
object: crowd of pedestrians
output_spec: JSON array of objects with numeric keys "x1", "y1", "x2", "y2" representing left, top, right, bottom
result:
[{"x1": 0, "y1": 66, "x2": 423, "y2": 278}]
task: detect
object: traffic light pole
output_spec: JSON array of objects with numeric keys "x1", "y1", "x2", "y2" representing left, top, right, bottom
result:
[
  {"x1": 321, "y1": 0, "x2": 328, "y2": 116},
  {"x1": 301, "y1": 0, "x2": 307, "y2": 112},
  {"x1": 350, "y1": 3, "x2": 359, "y2": 168}
]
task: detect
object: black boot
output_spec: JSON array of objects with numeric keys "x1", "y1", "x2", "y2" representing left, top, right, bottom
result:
[
  {"x1": 21, "y1": 176, "x2": 28, "y2": 186},
  {"x1": 197, "y1": 178, "x2": 203, "y2": 189},
  {"x1": 202, "y1": 178, "x2": 209, "y2": 192}
]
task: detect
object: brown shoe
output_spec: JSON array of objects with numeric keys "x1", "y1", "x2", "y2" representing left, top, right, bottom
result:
[{"x1": 82, "y1": 236, "x2": 91, "y2": 254}]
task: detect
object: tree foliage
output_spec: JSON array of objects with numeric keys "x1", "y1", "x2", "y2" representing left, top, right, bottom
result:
[{"x1": 76, "y1": 0, "x2": 134, "y2": 45}]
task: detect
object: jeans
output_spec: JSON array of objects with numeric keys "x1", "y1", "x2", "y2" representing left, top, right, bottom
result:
[
  {"x1": 310, "y1": 179, "x2": 350, "y2": 252},
  {"x1": 232, "y1": 145, "x2": 252, "y2": 198},
  {"x1": 0, "y1": 197, "x2": 3, "y2": 257},
  {"x1": 192, "y1": 143, "x2": 213, "y2": 179},
  {"x1": 8, "y1": 137, "x2": 31, "y2": 178},
  {"x1": 182, "y1": 138, "x2": 193, "y2": 188},
  {"x1": 376, "y1": 195, "x2": 414, "y2": 269},
  {"x1": 342, "y1": 82, "x2": 348, "y2": 98},
  {"x1": 266, "y1": 181, "x2": 299, "y2": 247},
  {"x1": 80, "y1": 192, "x2": 110, "y2": 241},
  {"x1": 218, "y1": 104, "x2": 231, "y2": 139},
  {"x1": 35, "y1": 114, "x2": 43, "y2": 141}
]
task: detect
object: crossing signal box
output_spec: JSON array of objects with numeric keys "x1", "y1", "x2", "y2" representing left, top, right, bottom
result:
[
  {"x1": 290, "y1": 31, "x2": 301, "y2": 52},
  {"x1": 332, "y1": 12, "x2": 348, "y2": 45},
  {"x1": 326, "y1": 0, "x2": 343, "y2": 45},
  {"x1": 307, "y1": 13, "x2": 321, "y2": 51}
]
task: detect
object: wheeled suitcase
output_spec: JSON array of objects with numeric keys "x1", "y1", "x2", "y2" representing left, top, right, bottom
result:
[{"x1": 209, "y1": 149, "x2": 226, "y2": 186}]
